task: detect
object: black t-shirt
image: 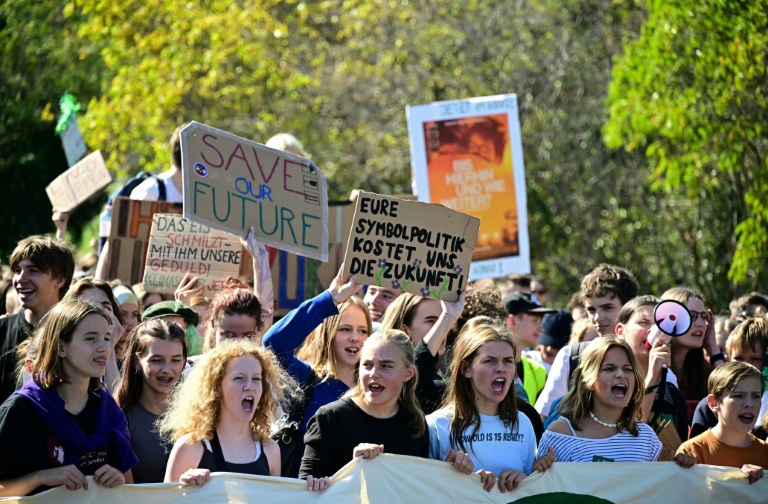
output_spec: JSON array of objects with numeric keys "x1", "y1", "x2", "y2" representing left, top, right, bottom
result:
[
  {"x1": 300, "y1": 398, "x2": 429, "y2": 479},
  {"x1": 0, "y1": 313, "x2": 33, "y2": 404},
  {"x1": 0, "y1": 392, "x2": 121, "y2": 494}
]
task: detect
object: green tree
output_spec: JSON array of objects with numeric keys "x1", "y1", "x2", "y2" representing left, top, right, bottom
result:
[
  {"x1": 3, "y1": 0, "x2": 754, "y2": 309},
  {"x1": 605, "y1": 0, "x2": 768, "y2": 292},
  {"x1": 0, "y1": 0, "x2": 108, "y2": 259}
]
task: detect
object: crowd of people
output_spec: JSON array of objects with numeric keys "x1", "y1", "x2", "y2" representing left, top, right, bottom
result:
[{"x1": 0, "y1": 130, "x2": 766, "y2": 499}]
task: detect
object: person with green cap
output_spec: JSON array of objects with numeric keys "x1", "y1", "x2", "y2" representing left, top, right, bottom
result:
[{"x1": 142, "y1": 300, "x2": 203, "y2": 357}]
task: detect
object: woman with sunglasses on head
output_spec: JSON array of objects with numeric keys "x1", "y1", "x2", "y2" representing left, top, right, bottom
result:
[{"x1": 300, "y1": 329, "x2": 473, "y2": 491}]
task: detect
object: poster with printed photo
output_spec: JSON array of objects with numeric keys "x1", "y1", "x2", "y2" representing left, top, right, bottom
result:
[{"x1": 407, "y1": 95, "x2": 530, "y2": 280}]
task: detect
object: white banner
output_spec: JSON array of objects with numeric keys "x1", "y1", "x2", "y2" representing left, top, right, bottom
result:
[{"x1": 2, "y1": 454, "x2": 764, "y2": 503}]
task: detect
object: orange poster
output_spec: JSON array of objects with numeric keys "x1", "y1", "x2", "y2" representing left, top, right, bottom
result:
[{"x1": 408, "y1": 96, "x2": 530, "y2": 279}]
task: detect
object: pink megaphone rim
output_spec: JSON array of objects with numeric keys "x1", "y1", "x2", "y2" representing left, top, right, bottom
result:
[{"x1": 653, "y1": 299, "x2": 692, "y2": 337}]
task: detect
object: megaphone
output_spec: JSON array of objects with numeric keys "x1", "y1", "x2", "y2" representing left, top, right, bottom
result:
[{"x1": 645, "y1": 300, "x2": 692, "y2": 350}]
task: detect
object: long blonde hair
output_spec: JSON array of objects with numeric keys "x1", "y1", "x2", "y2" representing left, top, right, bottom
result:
[
  {"x1": 559, "y1": 336, "x2": 644, "y2": 435},
  {"x1": 157, "y1": 339, "x2": 298, "y2": 443},
  {"x1": 379, "y1": 292, "x2": 425, "y2": 333},
  {"x1": 297, "y1": 296, "x2": 371, "y2": 380},
  {"x1": 342, "y1": 329, "x2": 425, "y2": 437},
  {"x1": 443, "y1": 318, "x2": 518, "y2": 453}
]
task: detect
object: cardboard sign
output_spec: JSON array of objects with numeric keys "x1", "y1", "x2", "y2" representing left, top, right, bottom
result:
[
  {"x1": 106, "y1": 197, "x2": 183, "y2": 285},
  {"x1": 407, "y1": 95, "x2": 530, "y2": 280},
  {"x1": 59, "y1": 116, "x2": 88, "y2": 167},
  {"x1": 142, "y1": 214, "x2": 242, "y2": 297},
  {"x1": 180, "y1": 122, "x2": 329, "y2": 261},
  {"x1": 241, "y1": 201, "x2": 354, "y2": 315},
  {"x1": 46, "y1": 150, "x2": 112, "y2": 212},
  {"x1": 342, "y1": 192, "x2": 479, "y2": 301}
]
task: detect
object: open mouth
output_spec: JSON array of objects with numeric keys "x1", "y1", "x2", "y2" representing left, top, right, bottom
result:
[
  {"x1": 491, "y1": 378, "x2": 506, "y2": 394},
  {"x1": 690, "y1": 331, "x2": 703, "y2": 338},
  {"x1": 16, "y1": 287, "x2": 34, "y2": 298},
  {"x1": 93, "y1": 357, "x2": 107, "y2": 367},
  {"x1": 345, "y1": 347, "x2": 360, "y2": 357},
  {"x1": 738, "y1": 413, "x2": 755, "y2": 425},
  {"x1": 611, "y1": 384, "x2": 627, "y2": 398},
  {"x1": 242, "y1": 396, "x2": 255, "y2": 413},
  {"x1": 157, "y1": 376, "x2": 174, "y2": 385},
  {"x1": 368, "y1": 383, "x2": 384, "y2": 396}
]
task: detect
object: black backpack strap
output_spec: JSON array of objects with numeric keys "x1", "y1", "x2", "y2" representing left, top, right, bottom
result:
[
  {"x1": 567, "y1": 341, "x2": 590, "y2": 389},
  {"x1": 157, "y1": 176, "x2": 167, "y2": 201},
  {"x1": 210, "y1": 431, "x2": 227, "y2": 472}
]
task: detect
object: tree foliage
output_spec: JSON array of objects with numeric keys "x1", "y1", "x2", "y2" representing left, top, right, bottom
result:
[
  {"x1": 1, "y1": 0, "x2": 762, "y2": 309},
  {"x1": 605, "y1": 0, "x2": 768, "y2": 290}
]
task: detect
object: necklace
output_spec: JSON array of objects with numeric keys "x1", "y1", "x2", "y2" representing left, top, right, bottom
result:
[{"x1": 589, "y1": 411, "x2": 618, "y2": 428}]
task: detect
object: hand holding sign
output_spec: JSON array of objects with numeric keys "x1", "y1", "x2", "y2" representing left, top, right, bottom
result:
[
  {"x1": 342, "y1": 192, "x2": 479, "y2": 302},
  {"x1": 46, "y1": 150, "x2": 112, "y2": 212},
  {"x1": 52, "y1": 209, "x2": 70, "y2": 241},
  {"x1": 329, "y1": 266, "x2": 362, "y2": 305}
]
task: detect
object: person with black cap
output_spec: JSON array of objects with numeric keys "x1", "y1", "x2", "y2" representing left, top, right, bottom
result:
[
  {"x1": 503, "y1": 292, "x2": 555, "y2": 351},
  {"x1": 503, "y1": 292, "x2": 553, "y2": 404},
  {"x1": 522, "y1": 310, "x2": 574, "y2": 374}
]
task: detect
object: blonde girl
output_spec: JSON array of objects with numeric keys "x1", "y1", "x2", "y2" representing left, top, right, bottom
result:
[
  {"x1": 160, "y1": 339, "x2": 297, "y2": 484},
  {"x1": 301, "y1": 329, "x2": 473, "y2": 491}
]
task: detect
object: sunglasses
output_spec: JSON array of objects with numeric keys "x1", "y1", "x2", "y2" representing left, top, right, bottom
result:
[{"x1": 689, "y1": 310, "x2": 708, "y2": 323}]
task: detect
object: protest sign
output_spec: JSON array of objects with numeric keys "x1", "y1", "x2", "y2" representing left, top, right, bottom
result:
[
  {"x1": 245, "y1": 201, "x2": 354, "y2": 314},
  {"x1": 342, "y1": 192, "x2": 479, "y2": 302},
  {"x1": 142, "y1": 214, "x2": 242, "y2": 297},
  {"x1": 180, "y1": 122, "x2": 329, "y2": 261},
  {"x1": 8, "y1": 455, "x2": 764, "y2": 504},
  {"x1": 407, "y1": 94, "x2": 530, "y2": 280},
  {"x1": 106, "y1": 197, "x2": 183, "y2": 285},
  {"x1": 45, "y1": 150, "x2": 112, "y2": 212},
  {"x1": 58, "y1": 115, "x2": 88, "y2": 167}
]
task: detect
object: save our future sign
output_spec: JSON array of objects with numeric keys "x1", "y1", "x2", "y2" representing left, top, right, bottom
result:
[
  {"x1": 342, "y1": 192, "x2": 480, "y2": 302},
  {"x1": 180, "y1": 122, "x2": 329, "y2": 261}
]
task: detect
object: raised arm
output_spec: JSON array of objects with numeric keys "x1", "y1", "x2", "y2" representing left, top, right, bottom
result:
[
  {"x1": 241, "y1": 226, "x2": 275, "y2": 334},
  {"x1": 263, "y1": 267, "x2": 360, "y2": 378},
  {"x1": 52, "y1": 210, "x2": 70, "y2": 242},
  {"x1": 423, "y1": 293, "x2": 465, "y2": 357}
]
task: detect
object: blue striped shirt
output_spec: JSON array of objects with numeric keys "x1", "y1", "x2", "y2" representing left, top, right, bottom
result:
[{"x1": 537, "y1": 418, "x2": 662, "y2": 462}]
